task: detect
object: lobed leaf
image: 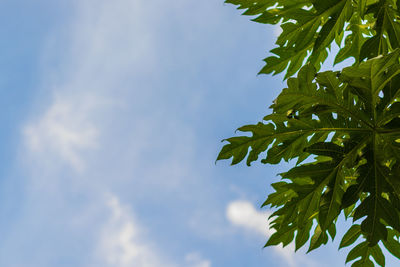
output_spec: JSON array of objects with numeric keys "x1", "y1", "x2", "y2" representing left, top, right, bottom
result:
[{"x1": 220, "y1": 2, "x2": 400, "y2": 265}]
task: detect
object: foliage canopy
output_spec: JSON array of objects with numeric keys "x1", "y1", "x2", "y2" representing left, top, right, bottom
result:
[{"x1": 218, "y1": 0, "x2": 400, "y2": 266}]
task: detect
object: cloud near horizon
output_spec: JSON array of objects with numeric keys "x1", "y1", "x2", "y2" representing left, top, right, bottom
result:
[
  {"x1": 226, "y1": 200, "x2": 319, "y2": 267},
  {"x1": 100, "y1": 193, "x2": 212, "y2": 267}
]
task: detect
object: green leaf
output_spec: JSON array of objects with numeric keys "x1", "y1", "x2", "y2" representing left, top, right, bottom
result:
[
  {"x1": 339, "y1": 224, "x2": 362, "y2": 249},
  {"x1": 265, "y1": 224, "x2": 296, "y2": 247},
  {"x1": 353, "y1": 195, "x2": 389, "y2": 245},
  {"x1": 335, "y1": 14, "x2": 367, "y2": 64},
  {"x1": 318, "y1": 172, "x2": 344, "y2": 230},
  {"x1": 351, "y1": 259, "x2": 374, "y2": 267},
  {"x1": 370, "y1": 245, "x2": 386, "y2": 267},
  {"x1": 259, "y1": 46, "x2": 309, "y2": 78},
  {"x1": 305, "y1": 142, "x2": 345, "y2": 159},
  {"x1": 262, "y1": 182, "x2": 296, "y2": 208},
  {"x1": 220, "y1": 3, "x2": 400, "y2": 266},
  {"x1": 328, "y1": 222, "x2": 336, "y2": 240},
  {"x1": 311, "y1": 0, "x2": 353, "y2": 58},
  {"x1": 359, "y1": 0, "x2": 367, "y2": 17},
  {"x1": 308, "y1": 225, "x2": 329, "y2": 252},
  {"x1": 346, "y1": 241, "x2": 369, "y2": 263},
  {"x1": 383, "y1": 229, "x2": 400, "y2": 259},
  {"x1": 295, "y1": 220, "x2": 313, "y2": 251},
  {"x1": 346, "y1": 241, "x2": 384, "y2": 266}
]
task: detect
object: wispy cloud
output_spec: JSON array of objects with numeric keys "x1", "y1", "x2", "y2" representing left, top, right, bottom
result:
[
  {"x1": 98, "y1": 194, "x2": 173, "y2": 267},
  {"x1": 12, "y1": 0, "x2": 315, "y2": 266},
  {"x1": 23, "y1": 94, "x2": 100, "y2": 172},
  {"x1": 226, "y1": 200, "x2": 318, "y2": 267},
  {"x1": 99, "y1": 194, "x2": 212, "y2": 267},
  {"x1": 184, "y1": 252, "x2": 211, "y2": 267},
  {"x1": 17, "y1": 0, "x2": 216, "y2": 266}
]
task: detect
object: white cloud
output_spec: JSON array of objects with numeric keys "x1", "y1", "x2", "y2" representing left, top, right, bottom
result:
[
  {"x1": 98, "y1": 194, "x2": 212, "y2": 267},
  {"x1": 22, "y1": 0, "x2": 158, "y2": 175},
  {"x1": 226, "y1": 200, "x2": 318, "y2": 267},
  {"x1": 184, "y1": 252, "x2": 211, "y2": 267},
  {"x1": 14, "y1": 0, "x2": 285, "y2": 266},
  {"x1": 20, "y1": 0, "x2": 199, "y2": 264},
  {"x1": 99, "y1": 194, "x2": 171, "y2": 267},
  {"x1": 19, "y1": 0, "x2": 185, "y2": 265},
  {"x1": 23, "y1": 94, "x2": 100, "y2": 172},
  {"x1": 226, "y1": 200, "x2": 272, "y2": 236}
]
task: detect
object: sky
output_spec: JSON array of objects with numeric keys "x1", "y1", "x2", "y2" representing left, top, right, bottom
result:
[{"x1": 0, "y1": 1, "x2": 399, "y2": 266}]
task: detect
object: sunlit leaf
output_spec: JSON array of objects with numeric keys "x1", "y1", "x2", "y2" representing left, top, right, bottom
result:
[{"x1": 221, "y1": 1, "x2": 400, "y2": 265}]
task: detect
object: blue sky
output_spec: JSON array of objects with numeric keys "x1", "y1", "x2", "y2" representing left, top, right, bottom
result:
[{"x1": 0, "y1": 1, "x2": 399, "y2": 266}]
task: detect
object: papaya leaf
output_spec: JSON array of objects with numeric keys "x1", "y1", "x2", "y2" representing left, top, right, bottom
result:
[
  {"x1": 346, "y1": 241, "x2": 385, "y2": 267},
  {"x1": 221, "y1": 2, "x2": 400, "y2": 266},
  {"x1": 224, "y1": 0, "x2": 383, "y2": 78},
  {"x1": 339, "y1": 224, "x2": 362, "y2": 249},
  {"x1": 382, "y1": 229, "x2": 400, "y2": 259}
]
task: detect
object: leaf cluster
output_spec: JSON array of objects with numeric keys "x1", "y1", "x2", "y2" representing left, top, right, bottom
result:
[
  {"x1": 219, "y1": 50, "x2": 400, "y2": 265},
  {"x1": 219, "y1": 1, "x2": 400, "y2": 262},
  {"x1": 226, "y1": 0, "x2": 400, "y2": 78}
]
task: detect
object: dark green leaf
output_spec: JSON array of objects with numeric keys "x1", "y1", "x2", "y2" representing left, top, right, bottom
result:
[
  {"x1": 339, "y1": 224, "x2": 362, "y2": 249},
  {"x1": 221, "y1": 2, "x2": 400, "y2": 266},
  {"x1": 308, "y1": 225, "x2": 329, "y2": 252},
  {"x1": 383, "y1": 229, "x2": 400, "y2": 259}
]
